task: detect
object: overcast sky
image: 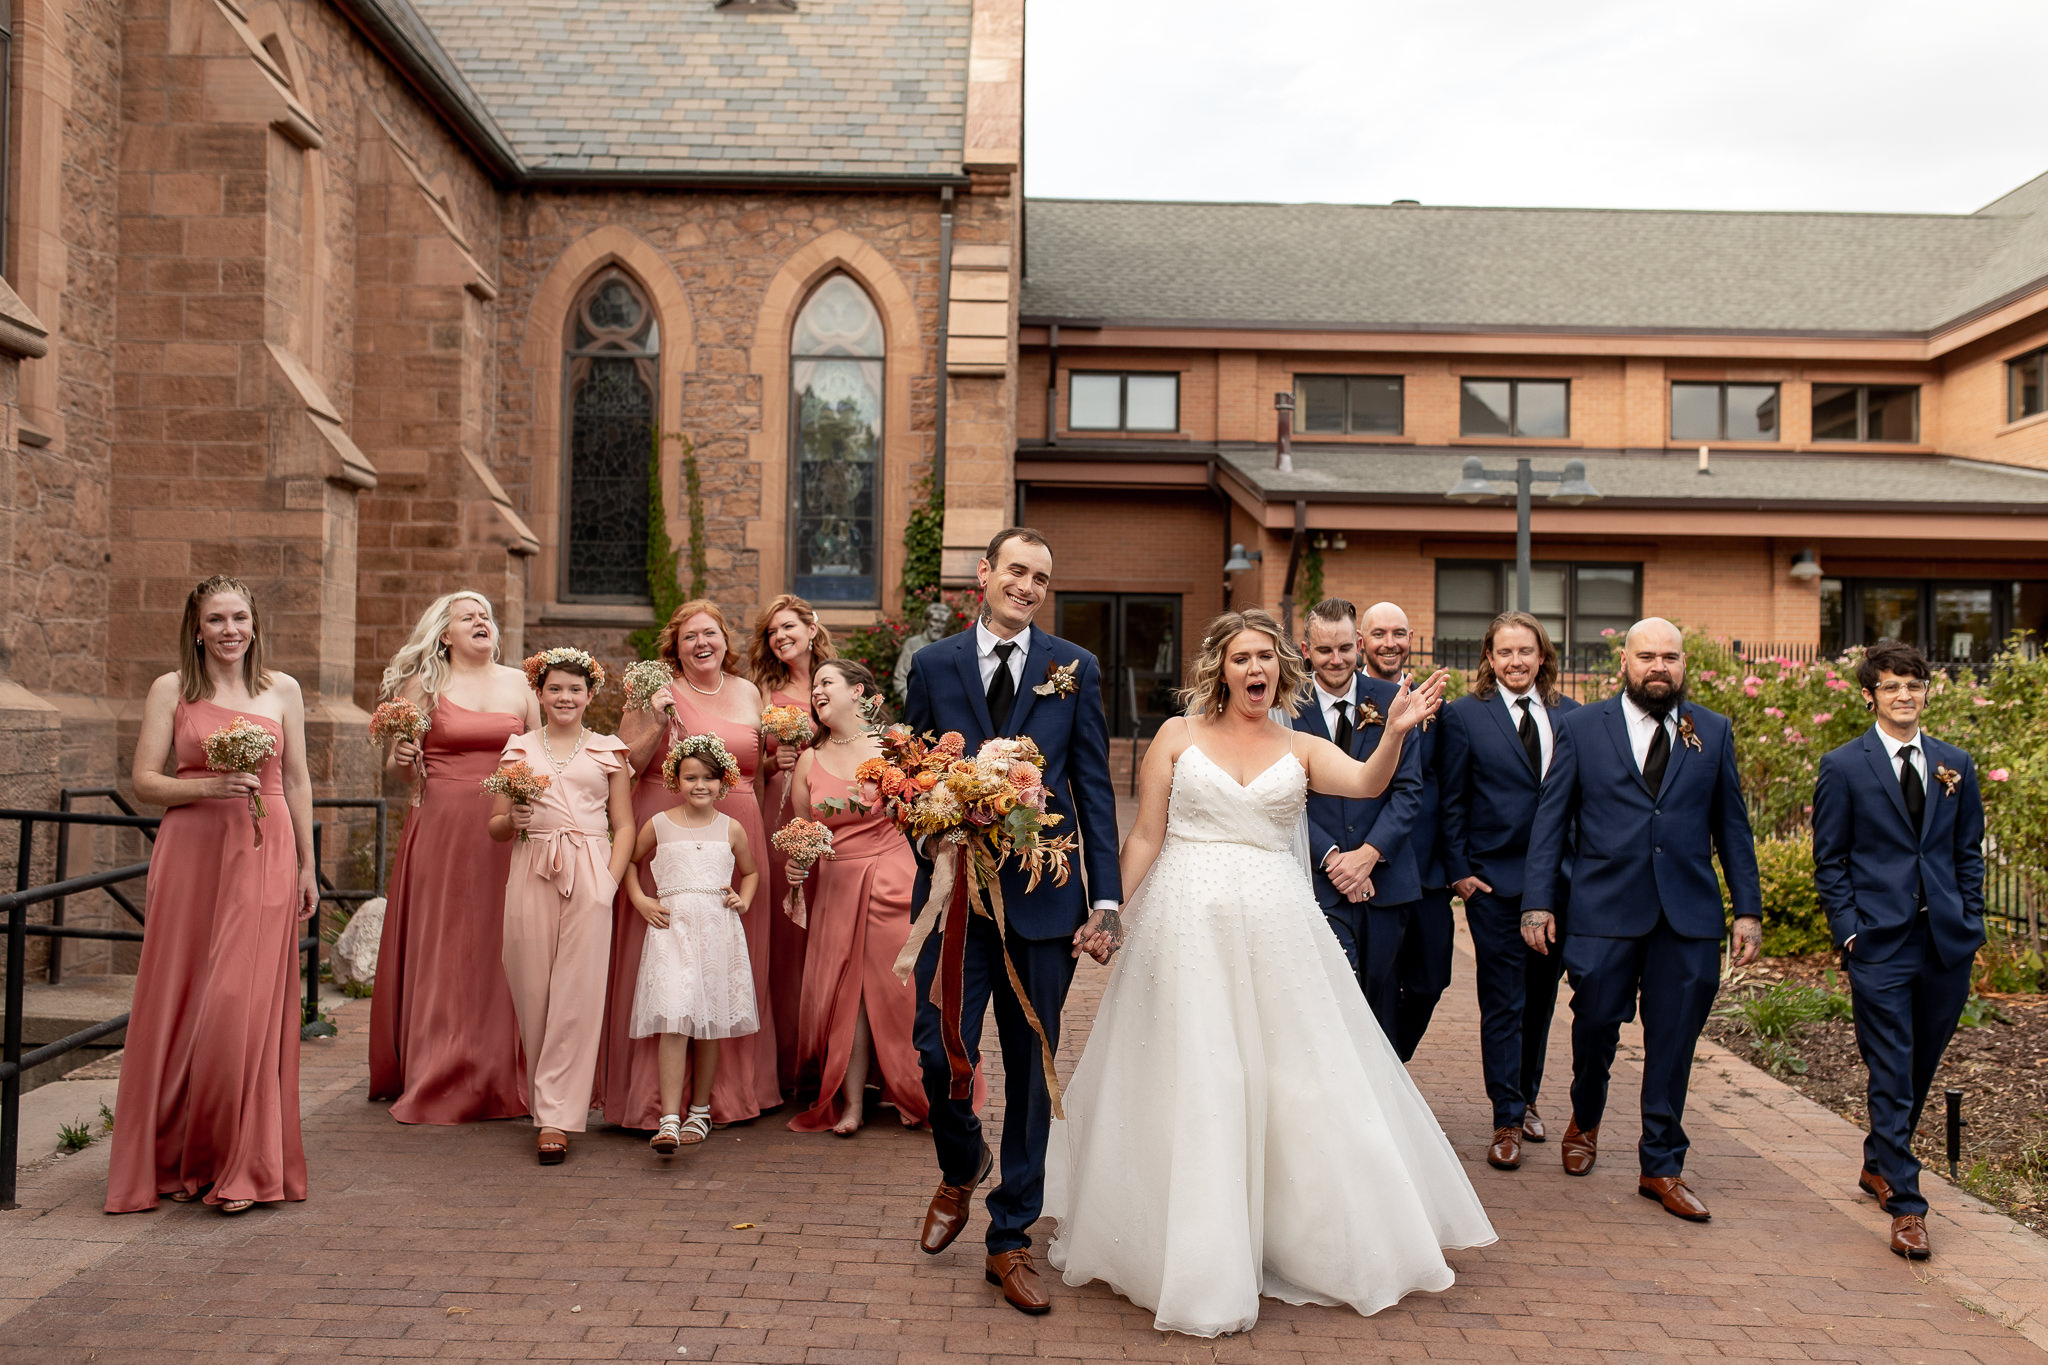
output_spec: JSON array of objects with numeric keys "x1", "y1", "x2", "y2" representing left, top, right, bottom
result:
[{"x1": 1023, "y1": 0, "x2": 2045, "y2": 215}]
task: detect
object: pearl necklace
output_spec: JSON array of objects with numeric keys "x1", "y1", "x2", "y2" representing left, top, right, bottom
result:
[
  {"x1": 683, "y1": 670, "x2": 726, "y2": 696},
  {"x1": 540, "y1": 726, "x2": 587, "y2": 773}
]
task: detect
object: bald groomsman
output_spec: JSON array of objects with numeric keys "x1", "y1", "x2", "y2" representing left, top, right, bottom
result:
[{"x1": 1523, "y1": 618, "x2": 1762, "y2": 1221}]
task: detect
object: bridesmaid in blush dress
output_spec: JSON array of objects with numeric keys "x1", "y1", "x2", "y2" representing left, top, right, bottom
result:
[
  {"x1": 748, "y1": 593, "x2": 835, "y2": 1094},
  {"x1": 784, "y1": 661, "x2": 928, "y2": 1135},
  {"x1": 368, "y1": 591, "x2": 538, "y2": 1124},
  {"x1": 108, "y1": 575, "x2": 320, "y2": 1215},
  {"x1": 603, "y1": 600, "x2": 780, "y2": 1128}
]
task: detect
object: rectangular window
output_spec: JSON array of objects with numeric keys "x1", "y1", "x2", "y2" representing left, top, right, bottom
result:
[
  {"x1": 1295, "y1": 374, "x2": 1403, "y2": 434},
  {"x1": 1459, "y1": 378, "x2": 1568, "y2": 438},
  {"x1": 1669, "y1": 381, "x2": 1780, "y2": 441},
  {"x1": 2008, "y1": 347, "x2": 2048, "y2": 423},
  {"x1": 1053, "y1": 592, "x2": 1183, "y2": 737},
  {"x1": 1812, "y1": 383, "x2": 1919, "y2": 442},
  {"x1": 1825, "y1": 577, "x2": 2035, "y2": 663},
  {"x1": 1432, "y1": 559, "x2": 1641, "y2": 666},
  {"x1": 1067, "y1": 372, "x2": 1179, "y2": 432}
]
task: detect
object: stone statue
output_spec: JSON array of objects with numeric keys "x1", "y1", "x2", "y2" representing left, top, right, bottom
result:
[{"x1": 893, "y1": 599, "x2": 957, "y2": 702}]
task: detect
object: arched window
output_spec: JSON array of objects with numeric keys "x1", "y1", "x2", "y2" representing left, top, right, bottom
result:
[
  {"x1": 563, "y1": 268, "x2": 659, "y2": 601},
  {"x1": 790, "y1": 274, "x2": 884, "y2": 606}
]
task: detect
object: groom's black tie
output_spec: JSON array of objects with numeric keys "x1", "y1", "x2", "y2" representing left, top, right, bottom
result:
[
  {"x1": 1899, "y1": 743, "x2": 1926, "y2": 830},
  {"x1": 1516, "y1": 697, "x2": 1542, "y2": 774},
  {"x1": 1331, "y1": 699, "x2": 1353, "y2": 752},
  {"x1": 986, "y1": 641, "x2": 1018, "y2": 728},
  {"x1": 1642, "y1": 719, "x2": 1671, "y2": 798}
]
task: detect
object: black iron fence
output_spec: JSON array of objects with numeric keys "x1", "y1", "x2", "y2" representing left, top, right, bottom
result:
[{"x1": 0, "y1": 795, "x2": 387, "y2": 1208}]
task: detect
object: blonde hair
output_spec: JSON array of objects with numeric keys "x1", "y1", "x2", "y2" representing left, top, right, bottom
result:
[
  {"x1": 378, "y1": 590, "x2": 500, "y2": 714},
  {"x1": 178, "y1": 574, "x2": 273, "y2": 702},
  {"x1": 1180, "y1": 609, "x2": 1310, "y2": 719},
  {"x1": 748, "y1": 593, "x2": 837, "y2": 692},
  {"x1": 654, "y1": 599, "x2": 740, "y2": 676}
]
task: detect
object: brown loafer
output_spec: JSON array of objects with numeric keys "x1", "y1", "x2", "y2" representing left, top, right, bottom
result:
[
  {"x1": 1561, "y1": 1119, "x2": 1597, "y2": 1176},
  {"x1": 919, "y1": 1144, "x2": 993, "y2": 1255},
  {"x1": 1890, "y1": 1214, "x2": 1930, "y2": 1260},
  {"x1": 1521, "y1": 1104, "x2": 1547, "y2": 1143},
  {"x1": 1639, "y1": 1175, "x2": 1711, "y2": 1222},
  {"x1": 1858, "y1": 1167, "x2": 1894, "y2": 1210},
  {"x1": 1487, "y1": 1125, "x2": 1523, "y2": 1170},
  {"x1": 985, "y1": 1248, "x2": 1052, "y2": 1315}
]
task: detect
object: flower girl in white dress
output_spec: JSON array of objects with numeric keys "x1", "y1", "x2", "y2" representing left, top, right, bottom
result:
[
  {"x1": 1049, "y1": 609, "x2": 1497, "y2": 1337},
  {"x1": 625, "y1": 734, "x2": 761, "y2": 1152}
]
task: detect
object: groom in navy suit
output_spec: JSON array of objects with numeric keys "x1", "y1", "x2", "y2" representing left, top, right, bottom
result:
[
  {"x1": 1294, "y1": 597, "x2": 1427, "y2": 1041},
  {"x1": 1523, "y1": 617, "x2": 1761, "y2": 1222},
  {"x1": 1437, "y1": 610, "x2": 1579, "y2": 1170},
  {"x1": 1812, "y1": 641, "x2": 1984, "y2": 1262},
  {"x1": 904, "y1": 527, "x2": 1123, "y2": 1316}
]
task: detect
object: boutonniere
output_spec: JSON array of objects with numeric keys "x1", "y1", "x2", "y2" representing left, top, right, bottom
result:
[
  {"x1": 1032, "y1": 660, "x2": 1081, "y2": 699},
  {"x1": 1676, "y1": 715, "x2": 1703, "y2": 752},
  {"x1": 1934, "y1": 763, "x2": 1961, "y2": 797},
  {"x1": 1356, "y1": 699, "x2": 1384, "y2": 727}
]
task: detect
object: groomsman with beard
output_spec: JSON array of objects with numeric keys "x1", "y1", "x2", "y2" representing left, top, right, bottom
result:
[
  {"x1": 1436, "y1": 611, "x2": 1579, "y2": 1169},
  {"x1": 1295, "y1": 598, "x2": 1428, "y2": 1043},
  {"x1": 1812, "y1": 641, "x2": 1984, "y2": 1261},
  {"x1": 1523, "y1": 617, "x2": 1762, "y2": 1220},
  {"x1": 1358, "y1": 602, "x2": 1454, "y2": 1061}
]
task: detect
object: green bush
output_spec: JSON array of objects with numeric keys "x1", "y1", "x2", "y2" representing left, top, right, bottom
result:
[
  {"x1": 837, "y1": 589, "x2": 981, "y2": 690},
  {"x1": 1756, "y1": 831, "x2": 1831, "y2": 956}
]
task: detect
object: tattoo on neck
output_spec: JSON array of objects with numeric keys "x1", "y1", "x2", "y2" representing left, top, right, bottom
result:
[{"x1": 979, "y1": 604, "x2": 993, "y2": 628}]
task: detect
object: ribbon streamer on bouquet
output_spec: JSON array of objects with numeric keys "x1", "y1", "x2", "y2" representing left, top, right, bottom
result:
[
  {"x1": 892, "y1": 843, "x2": 1065, "y2": 1120},
  {"x1": 782, "y1": 881, "x2": 809, "y2": 930}
]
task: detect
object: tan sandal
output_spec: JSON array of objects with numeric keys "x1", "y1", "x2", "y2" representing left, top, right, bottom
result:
[
  {"x1": 537, "y1": 1128, "x2": 568, "y2": 1165},
  {"x1": 219, "y1": 1199, "x2": 255, "y2": 1215}
]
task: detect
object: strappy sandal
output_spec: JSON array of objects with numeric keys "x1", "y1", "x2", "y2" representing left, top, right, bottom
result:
[
  {"x1": 650, "y1": 1115, "x2": 683, "y2": 1154},
  {"x1": 219, "y1": 1199, "x2": 255, "y2": 1215},
  {"x1": 537, "y1": 1128, "x2": 568, "y2": 1165},
  {"x1": 166, "y1": 1190, "x2": 197, "y2": 1204},
  {"x1": 678, "y1": 1106, "x2": 712, "y2": 1146}
]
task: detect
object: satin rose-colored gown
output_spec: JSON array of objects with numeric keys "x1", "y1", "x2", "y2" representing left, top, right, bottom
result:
[
  {"x1": 787, "y1": 763, "x2": 929, "y2": 1132},
  {"x1": 762, "y1": 685, "x2": 810, "y2": 1093},
  {"x1": 598, "y1": 683, "x2": 780, "y2": 1127},
  {"x1": 106, "y1": 699, "x2": 306, "y2": 1212},
  {"x1": 368, "y1": 700, "x2": 528, "y2": 1123}
]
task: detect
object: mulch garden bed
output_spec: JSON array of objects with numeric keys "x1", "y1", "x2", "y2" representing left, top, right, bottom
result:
[{"x1": 1705, "y1": 952, "x2": 2048, "y2": 1237}]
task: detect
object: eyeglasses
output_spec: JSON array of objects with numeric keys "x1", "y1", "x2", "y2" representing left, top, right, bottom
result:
[{"x1": 1872, "y1": 681, "x2": 1929, "y2": 697}]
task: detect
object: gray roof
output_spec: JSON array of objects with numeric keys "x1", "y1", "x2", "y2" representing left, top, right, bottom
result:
[
  {"x1": 1023, "y1": 177, "x2": 2048, "y2": 335},
  {"x1": 399, "y1": 0, "x2": 971, "y2": 179},
  {"x1": 1203, "y1": 445, "x2": 2048, "y2": 512}
]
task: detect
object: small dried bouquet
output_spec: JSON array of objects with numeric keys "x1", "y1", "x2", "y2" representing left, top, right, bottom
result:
[
  {"x1": 481, "y1": 759, "x2": 551, "y2": 841},
  {"x1": 203, "y1": 715, "x2": 278, "y2": 847}
]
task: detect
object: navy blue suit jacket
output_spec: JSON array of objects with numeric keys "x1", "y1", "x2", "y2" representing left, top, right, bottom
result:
[
  {"x1": 1523, "y1": 698, "x2": 1761, "y2": 940},
  {"x1": 1437, "y1": 689, "x2": 1582, "y2": 900},
  {"x1": 1812, "y1": 729, "x2": 1985, "y2": 970},
  {"x1": 1295, "y1": 674, "x2": 1425, "y2": 908},
  {"x1": 903, "y1": 628, "x2": 1123, "y2": 941}
]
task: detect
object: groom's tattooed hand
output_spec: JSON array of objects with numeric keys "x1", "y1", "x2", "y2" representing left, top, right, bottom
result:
[
  {"x1": 1519, "y1": 911, "x2": 1548, "y2": 928},
  {"x1": 1098, "y1": 905, "x2": 1125, "y2": 950}
]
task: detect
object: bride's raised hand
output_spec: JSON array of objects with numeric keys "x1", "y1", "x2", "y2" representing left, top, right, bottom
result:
[{"x1": 1386, "y1": 668, "x2": 1449, "y2": 733}]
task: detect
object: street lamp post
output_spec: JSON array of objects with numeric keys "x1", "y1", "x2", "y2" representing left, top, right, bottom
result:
[{"x1": 1445, "y1": 456, "x2": 1602, "y2": 611}]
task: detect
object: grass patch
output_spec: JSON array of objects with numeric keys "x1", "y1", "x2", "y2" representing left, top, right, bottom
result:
[
  {"x1": 1718, "y1": 977, "x2": 1854, "y2": 1077},
  {"x1": 57, "y1": 1118, "x2": 93, "y2": 1152},
  {"x1": 98, "y1": 1100, "x2": 114, "y2": 1134}
]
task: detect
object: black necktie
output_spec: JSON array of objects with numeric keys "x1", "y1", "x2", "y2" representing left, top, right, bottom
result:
[
  {"x1": 1899, "y1": 744, "x2": 1926, "y2": 830},
  {"x1": 985, "y1": 642, "x2": 1018, "y2": 727},
  {"x1": 1516, "y1": 698, "x2": 1542, "y2": 774},
  {"x1": 1331, "y1": 699, "x2": 1353, "y2": 752},
  {"x1": 1642, "y1": 719, "x2": 1671, "y2": 798}
]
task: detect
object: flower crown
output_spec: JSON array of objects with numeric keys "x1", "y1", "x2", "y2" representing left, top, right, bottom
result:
[
  {"x1": 522, "y1": 646, "x2": 607, "y2": 692},
  {"x1": 664, "y1": 732, "x2": 741, "y2": 794}
]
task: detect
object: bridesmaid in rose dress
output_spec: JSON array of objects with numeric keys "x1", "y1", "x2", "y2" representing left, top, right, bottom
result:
[
  {"x1": 368, "y1": 591, "x2": 538, "y2": 1124},
  {"x1": 747, "y1": 593, "x2": 835, "y2": 1093},
  {"x1": 108, "y1": 575, "x2": 319, "y2": 1215},
  {"x1": 785, "y1": 661, "x2": 928, "y2": 1134},
  {"x1": 603, "y1": 600, "x2": 780, "y2": 1127}
]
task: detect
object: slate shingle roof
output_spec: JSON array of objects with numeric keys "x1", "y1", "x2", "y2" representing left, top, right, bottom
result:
[
  {"x1": 400, "y1": 0, "x2": 971, "y2": 178},
  {"x1": 1023, "y1": 175, "x2": 2048, "y2": 335}
]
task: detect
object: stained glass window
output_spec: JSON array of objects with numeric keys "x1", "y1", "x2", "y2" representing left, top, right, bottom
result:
[
  {"x1": 790, "y1": 275, "x2": 883, "y2": 606},
  {"x1": 563, "y1": 269, "x2": 659, "y2": 601}
]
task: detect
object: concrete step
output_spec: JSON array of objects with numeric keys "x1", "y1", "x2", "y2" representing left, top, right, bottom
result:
[{"x1": 0, "y1": 976, "x2": 134, "y2": 1094}]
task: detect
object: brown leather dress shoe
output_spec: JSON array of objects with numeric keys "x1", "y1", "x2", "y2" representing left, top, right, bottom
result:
[
  {"x1": 1859, "y1": 1167, "x2": 1894, "y2": 1209},
  {"x1": 1487, "y1": 1126, "x2": 1523, "y2": 1170},
  {"x1": 1561, "y1": 1119, "x2": 1597, "y2": 1176},
  {"x1": 1639, "y1": 1175, "x2": 1712, "y2": 1222},
  {"x1": 1521, "y1": 1104, "x2": 1547, "y2": 1143},
  {"x1": 985, "y1": 1248, "x2": 1052, "y2": 1315},
  {"x1": 919, "y1": 1144, "x2": 994, "y2": 1255},
  {"x1": 1890, "y1": 1214, "x2": 1930, "y2": 1260}
]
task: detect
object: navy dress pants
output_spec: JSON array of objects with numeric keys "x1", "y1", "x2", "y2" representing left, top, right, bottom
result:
[
  {"x1": 1392, "y1": 887, "x2": 1456, "y2": 1062},
  {"x1": 1466, "y1": 889, "x2": 1566, "y2": 1128}
]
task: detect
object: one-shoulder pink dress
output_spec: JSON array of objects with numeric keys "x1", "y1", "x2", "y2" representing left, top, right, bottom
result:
[
  {"x1": 107, "y1": 699, "x2": 305, "y2": 1212},
  {"x1": 368, "y1": 700, "x2": 528, "y2": 1124}
]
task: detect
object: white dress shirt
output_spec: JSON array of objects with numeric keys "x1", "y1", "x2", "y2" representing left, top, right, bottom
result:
[
  {"x1": 1499, "y1": 686, "x2": 1554, "y2": 777},
  {"x1": 1874, "y1": 724, "x2": 1928, "y2": 786},
  {"x1": 975, "y1": 620, "x2": 1031, "y2": 693},
  {"x1": 1616, "y1": 691, "x2": 1678, "y2": 775},
  {"x1": 1312, "y1": 675, "x2": 1356, "y2": 746}
]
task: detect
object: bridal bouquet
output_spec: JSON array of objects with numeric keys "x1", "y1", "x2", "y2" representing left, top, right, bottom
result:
[
  {"x1": 481, "y1": 760, "x2": 550, "y2": 841},
  {"x1": 622, "y1": 659, "x2": 677, "y2": 713},
  {"x1": 203, "y1": 716, "x2": 277, "y2": 847},
  {"x1": 769, "y1": 817, "x2": 834, "y2": 928},
  {"x1": 369, "y1": 698, "x2": 431, "y2": 806}
]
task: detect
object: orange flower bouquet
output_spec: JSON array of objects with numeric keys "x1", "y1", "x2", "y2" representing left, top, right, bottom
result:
[
  {"x1": 769, "y1": 817, "x2": 834, "y2": 928},
  {"x1": 202, "y1": 715, "x2": 278, "y2": 847},
  {"x1": 369, "y1": 698, "x2": 431, "y2": 805},
  {"x1": 481, "y1": 760, "x2": 551, "y2": 841}
]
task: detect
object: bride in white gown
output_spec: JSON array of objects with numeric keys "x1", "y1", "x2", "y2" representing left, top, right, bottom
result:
[{"x1": 1047, "y1": 608, "x2": 1496, "y2": 1337}]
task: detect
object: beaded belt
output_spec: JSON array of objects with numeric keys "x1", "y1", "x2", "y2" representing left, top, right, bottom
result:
[{"x1": 657, "y1": 884, "x2": 729, "y2": 898}]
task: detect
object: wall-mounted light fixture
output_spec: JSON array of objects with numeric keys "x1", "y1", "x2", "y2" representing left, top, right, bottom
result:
[{"x1": 1789, "y1": 549, "x2": 1822, "y2": 582}]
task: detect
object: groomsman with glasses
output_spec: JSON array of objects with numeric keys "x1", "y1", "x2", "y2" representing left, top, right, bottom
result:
[
  {"x1": 1436, "y1": 611, "x2": 1580, "y2": 1170},
  {"x1": 1812, "y1": 641, "x2": 1985, "y2": 1262}
]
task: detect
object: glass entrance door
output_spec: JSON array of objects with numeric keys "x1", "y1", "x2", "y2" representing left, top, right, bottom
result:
[{"x1": 1054, "y1": 593, "x2": 1183, "y2": 737}]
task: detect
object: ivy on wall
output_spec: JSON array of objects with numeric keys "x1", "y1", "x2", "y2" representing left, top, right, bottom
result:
[
  {"x1": 1296, "y1": 542, "x2": 1325, "y2": 617},
  {"x1": 900, "y1": 469, "x2": 943, "y2": 602},
  {"x1": 630, "y1": 429, "x2": 708, "y2": 659}
]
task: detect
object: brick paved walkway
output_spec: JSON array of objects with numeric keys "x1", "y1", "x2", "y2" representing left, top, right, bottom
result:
[{"x1": 5, "y1": 915, "x2": 2047, "y2": 1363}]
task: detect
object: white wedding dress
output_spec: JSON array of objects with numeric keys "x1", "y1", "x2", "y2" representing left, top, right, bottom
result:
[{"x1": 1044, "y1": 744, "x2": 1497, "y2": 1337}]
